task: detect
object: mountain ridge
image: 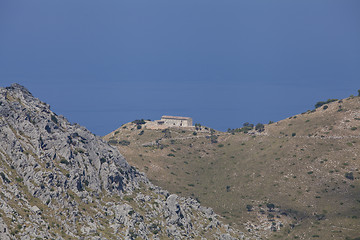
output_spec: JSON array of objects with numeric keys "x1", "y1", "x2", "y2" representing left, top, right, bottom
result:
[{"x1": 0, "y1": 83, "x2": 243, "y2": 239}]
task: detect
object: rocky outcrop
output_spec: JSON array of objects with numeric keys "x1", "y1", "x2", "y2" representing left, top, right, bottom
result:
[{"x1": 0, "y1": 84, "x2": 244, "y2": 239}]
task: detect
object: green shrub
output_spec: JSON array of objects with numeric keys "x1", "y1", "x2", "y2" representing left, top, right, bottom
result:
[
  {"x1": 132, "y1": 119, "x2": 146, "y2": 125},
  {"x1": 315, "y1": 99, "x2": 338, "y2": 108},
  {"x1": 218, "y1": 144, "x2": 224, "y2": 148},
  {"x1": 266, "y1": 203, "x2": 275, "y2": 211},
  {"x1": 167, "y1": 153, "x2": 175, "y2": 157},
  {"x1": 246, "y1": 204, "x2": 253, "y2": 211},
  {"x1": 193, "y1": 131, "x2": 197, "y2": 136},
  {"x1": 100, "y1": 157, "x2": 106, "y2": 164},
  {"x1": 210, "y1": 135, "x2": 218, "y2": 143},
  {"x1": 351, "y1": 127, "x2": 358, "y2": 131},
  {"x1": 15, "y1": 177, "x2": 23, "y2": 182},
  {"x1": 0, "y1": 172, "x2": 10, "y2": 183},
  {"x1": 108, "y1": 139, "x2": 118, "y2": 145},
  {"x1": 345, "y1": 172, "x2": 354, "y2": 180},
  {"x1": 51, "y1": 114, "x2": 58, "y2": 124},
  {"x1": 243, "y1": 122, "x2": 254, "y2": 128},
  {"x1": 255, "y1": 123, "x2": 265, "y2": 132},
  {"x1": 118, "y1": 140, "x2": 130, "y2": 146},
  {"x1": 60, "y1": 159, "x2": 70, "y2": 165}
]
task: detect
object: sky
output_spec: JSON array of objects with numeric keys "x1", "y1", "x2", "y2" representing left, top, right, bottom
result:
[{"x1": 1, "y1": 1, "x2": 360, "y2": 135}]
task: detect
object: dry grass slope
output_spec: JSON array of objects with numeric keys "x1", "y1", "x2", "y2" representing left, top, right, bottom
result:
[{"x1": 104, "y1": 96, "x2": 360, "y2": 240}]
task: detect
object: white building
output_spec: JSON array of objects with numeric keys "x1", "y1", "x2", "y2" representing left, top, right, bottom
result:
[{"x1": 156, "y1": 115, "x2": 193, "y2": 127}]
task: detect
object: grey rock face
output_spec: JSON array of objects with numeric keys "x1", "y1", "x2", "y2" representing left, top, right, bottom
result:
[{"x1": 0, "y1": 84, "x2": 245, "y2": 239}]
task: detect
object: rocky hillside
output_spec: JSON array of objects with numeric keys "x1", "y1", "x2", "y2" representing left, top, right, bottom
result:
[
  {"x1": 105, "y1": 96, "x2": 360, "y2": 240},
  {"x1": 0, "y1": 84, "x2": 244, "y2": 240}
]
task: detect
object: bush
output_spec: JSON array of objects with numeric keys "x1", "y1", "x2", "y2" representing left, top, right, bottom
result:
[
  {"x1": 100, "y1": 157, "x2": 106, "y2": 164},
  {"x1": 136, "y1": 125, "x2": 142, "y2": 129},
  {"x1": 108, "y1": 139, "x2": 118, "y2": 145},
  {"x1": 193, "y1": 131, "x2": 197, "y2": 136},
  {"x1": 315, "y1": 99, "x2": 338, "y2": 108},
  {"x1": 266, "y1": 203, "x2": 275, "y2": 211},
  {"x1": 51, "y1": 114, "x2": 58, "y2": 124},
  {"x1": 292, "y1": 133, "x2": 296, "y2": 137},
  {"x1": 218, "y1": 144, "x2": 224, "y2": 148},
  {"x1": 167, "y1": 153, "x2": 175, "y2": 157},
  {"x1": 15, "y1": 177, "x2": 23, "y2": 182},
  {"x1": 0, "y1": 172, "x2": 10, "y2": 183},
  {"x1": 210, "y1": 135, "x2": 218, "y2": 143},
  {"x1": 132, "y1": 119, "x2": 146, "y2": 125},
  {"x1": 255, "y1": 123, "x2": 265, "y2": 132},
  {"x1": 246, "y1": 204, "x2": 253, "y2": 211},
  {"x1": 243, "y1": 122, "x2": 254, "y2": 128},
  {"x1": 118, "y1": 140, "x2": 130, "y2": 146},
  {"x1": 323, "y1": 105, "x2": 328, "y2": 110},
  {"x1": 345, "y1": 172, "x2": 354, "y2": 180},
  {"x1": 60, "y1": 159, "x2": 70, "y2": 165}
]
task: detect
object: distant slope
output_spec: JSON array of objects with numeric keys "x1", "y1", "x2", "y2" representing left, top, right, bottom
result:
[
  {"x1": 105, "y1": 96, "x2": 360, "y2": 239},
  {"x1": 0, "y1": 84, "x2": 243, "y2": 240}
]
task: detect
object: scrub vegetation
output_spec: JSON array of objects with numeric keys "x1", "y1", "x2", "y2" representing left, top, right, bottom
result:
[{"x1": 105, "y1": 94, "x2": 360, "y2": 239}]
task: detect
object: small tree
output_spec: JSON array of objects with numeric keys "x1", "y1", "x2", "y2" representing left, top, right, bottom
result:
[
  {"x1": 243, "y1": 122, "x2": 250, "y2": 127},
  {"x1": 267, "y1": 203, "x2": 275, "y2": 211},
  {"x1": 358, "y1": 89, "x2": 360, "y2": 97},
  {"x1": 345, "y1": 172, "x2": 354, "y2": 180},
  {"x1": 255, "y1": 123, "x2": 265, "y2": 132}
]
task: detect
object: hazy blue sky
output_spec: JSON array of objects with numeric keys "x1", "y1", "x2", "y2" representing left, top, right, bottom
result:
[{"x1": 1, "y1": 1, "x2": 360, "y2": 135}]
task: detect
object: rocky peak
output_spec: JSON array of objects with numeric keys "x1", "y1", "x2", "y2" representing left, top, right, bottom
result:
[{"x1": 0, "y1": 84, "x2": 244, "y2": 239}]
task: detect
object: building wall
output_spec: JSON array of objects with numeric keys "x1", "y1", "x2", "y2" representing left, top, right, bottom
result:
[{"x1": 161, "y1": 118, "x2": 192, "y2": 127}]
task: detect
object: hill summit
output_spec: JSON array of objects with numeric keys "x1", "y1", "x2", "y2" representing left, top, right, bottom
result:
[{"x1": 105, "y1": 93, "x2": 360, "y2": 239}]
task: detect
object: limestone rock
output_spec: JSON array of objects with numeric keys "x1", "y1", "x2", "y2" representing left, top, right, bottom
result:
[{"x1": 0, "y1": 84, "x2": 245, "y2": 239}]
